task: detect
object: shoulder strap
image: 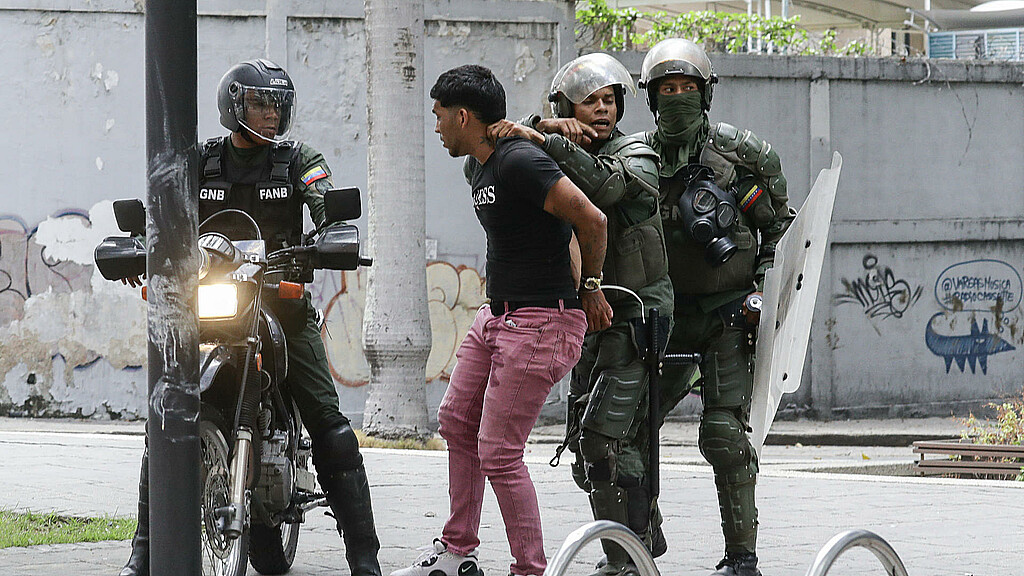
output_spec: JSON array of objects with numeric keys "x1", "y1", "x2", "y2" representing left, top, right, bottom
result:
[
  {"x1": 269, "y1": 140, "x2": 299, "y2": 184},
  {"x1": 201, "y1": 136, "x2": 226, "y2": 179}
]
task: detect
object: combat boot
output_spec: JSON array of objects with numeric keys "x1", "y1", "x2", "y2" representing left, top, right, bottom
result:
[
  {"x1": 119, "y1": 451, "x2": 149, "y2": 576},
  {"x1": 711, "y1": 552, "x2": 761, "y2": 576},
  {"x1": 321, "y1": 465, "x2": 383, "y2": 576}
]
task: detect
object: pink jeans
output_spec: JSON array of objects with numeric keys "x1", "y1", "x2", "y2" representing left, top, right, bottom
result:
[{"x1": 438, "y1": 304, "x2": 587, "y2": 576}]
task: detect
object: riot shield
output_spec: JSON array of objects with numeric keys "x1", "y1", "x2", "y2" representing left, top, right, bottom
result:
[{"x1": 749, "y1": 151, "x2": 842, "y2": 458}]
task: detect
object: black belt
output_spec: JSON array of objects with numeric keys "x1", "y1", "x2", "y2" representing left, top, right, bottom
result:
[{"x1": 490, "y1": 298, "x2": 582, "y2": 316}]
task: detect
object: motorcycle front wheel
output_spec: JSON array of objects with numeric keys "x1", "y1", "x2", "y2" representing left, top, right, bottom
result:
[
  {"x1": 200, "y1": 420, "x2": 249, "y2": 576},
  {"x1": 248, "y1": 519, "x2": 300, "y2": 574}
]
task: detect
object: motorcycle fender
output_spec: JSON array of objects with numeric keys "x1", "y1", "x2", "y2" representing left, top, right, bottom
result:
[
  {"x1": 199, "y1": 344, "x2": 234, "y2": 394},
  {"x1": 259, "y1": 306, "x2": 289, "y2": 385}
]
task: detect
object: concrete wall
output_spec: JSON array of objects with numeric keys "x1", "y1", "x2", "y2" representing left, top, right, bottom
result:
[
  {"x1": 612, "y1": 53, "x2": 1024, "y2": 419},
  {"x1": 1, "y1": 1, "x2": 1021, "y2": 422},
  {"x1": 0, "y1": 0, "x2": 574, "y2": 421}
]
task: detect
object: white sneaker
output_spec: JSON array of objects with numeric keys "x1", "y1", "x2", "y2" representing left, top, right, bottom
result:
[{"x1": 390, "y1": 539, "x2": 483, "y2": 576}]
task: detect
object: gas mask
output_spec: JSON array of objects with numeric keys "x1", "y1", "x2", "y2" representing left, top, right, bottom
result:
[{"x1": 676, "y1": 164, "x2": 738, "y2": 266}]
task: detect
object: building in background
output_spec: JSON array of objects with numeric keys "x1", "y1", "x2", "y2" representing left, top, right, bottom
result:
[{"x1": 600, "y1": 0, "x2": 1024, "y2": 58}]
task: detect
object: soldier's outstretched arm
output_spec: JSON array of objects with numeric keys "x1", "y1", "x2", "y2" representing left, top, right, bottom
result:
[
  {"x1": 497, "y1": 118, "x2": 660, "y2": 209},
  {"x1": 540, "y1": 133, "x2": 659, "y2": 209}
]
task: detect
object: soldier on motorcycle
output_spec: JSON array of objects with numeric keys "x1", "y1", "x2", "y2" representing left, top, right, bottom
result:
[{"x1": 119, "y1": 58, "x2": 381, "y2": 576}]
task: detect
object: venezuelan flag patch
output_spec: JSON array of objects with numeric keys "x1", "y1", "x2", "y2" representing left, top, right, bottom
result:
[
  {"x1": 738, "y1": 183, "x2": 763, "y2": 213},
  {"x1": 300, "y1": 165, "x2": 328, "y2": 186}
]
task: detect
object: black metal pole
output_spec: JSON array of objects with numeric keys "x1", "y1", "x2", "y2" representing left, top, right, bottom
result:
[
  {"x1": 647, "y1": 308, "x2": 661, "y2": 499},
  {"x1": 146, "y1": 2, "x2": 201, "y2": 575}
]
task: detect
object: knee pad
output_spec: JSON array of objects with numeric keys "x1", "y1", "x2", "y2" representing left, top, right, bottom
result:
[
  {"x1": 312, "y1": 421, "x2": 363, "y2": 478},
  {"x1": 698, "y1": 409, "x2": 753, "y2": 473},
  {"x1": 579, "y1": 430, "x2": 617, "y2": 483}
]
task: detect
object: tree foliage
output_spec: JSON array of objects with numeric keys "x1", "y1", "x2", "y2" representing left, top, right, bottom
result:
[
  {"x1": 576, "y1": 0, "x2": 870, "y2": 56},
  {"x1": 960, "y1": 388, "x2": 1024, "y2": 481}
]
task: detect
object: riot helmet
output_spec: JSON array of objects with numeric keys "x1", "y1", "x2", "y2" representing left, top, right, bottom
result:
[
  {"x1": 548, "y1": 53, "x2": 636, "y2": 121},
  {"x1": 638, "y1": 39, "x2": 718, "y2": 113},
  {"x1": 217, "y1": 59, "x2": 295, "y2": 143},
  {"x1": 676, "y1": 164, "x2": 738, "y2": 267}
]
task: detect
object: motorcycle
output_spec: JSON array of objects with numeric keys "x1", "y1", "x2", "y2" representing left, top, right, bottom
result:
[{"x1": 94, "y1": 187, "x2": 370, "y2": 576}]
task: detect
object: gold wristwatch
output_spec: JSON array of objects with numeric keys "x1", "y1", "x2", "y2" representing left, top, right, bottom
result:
[{"x1": 581, "y1": 272, "x2": 603, "y2": 293}]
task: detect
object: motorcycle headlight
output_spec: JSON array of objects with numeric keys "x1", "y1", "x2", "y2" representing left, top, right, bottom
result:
[{"x1": 198, "y1": 284, "x2": 238, "y2": 319}]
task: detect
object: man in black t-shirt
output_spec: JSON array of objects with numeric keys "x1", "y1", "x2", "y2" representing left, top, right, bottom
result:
[{"x1": 390, "y1": 65, "x2": 610, "y2": 576}]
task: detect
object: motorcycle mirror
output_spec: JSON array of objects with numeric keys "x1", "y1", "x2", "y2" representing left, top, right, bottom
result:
[
  {"x1": 324, "y1": 187, "x2": 361, "y2": 224},
  {"x1": 113, "y1": 199, "x2": 146, "y2": 237}
]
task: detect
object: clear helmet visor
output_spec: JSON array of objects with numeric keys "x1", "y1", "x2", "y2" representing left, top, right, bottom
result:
[
  {"x1": 234, "y1": 85, "x2": 295, "y2": 142},
  {"x1": 551, "y1": 53, "x2": 637, "y2": 104}
]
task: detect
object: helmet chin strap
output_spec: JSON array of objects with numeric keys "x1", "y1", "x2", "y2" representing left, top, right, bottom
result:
[{"x1": 238, "y1": 120, "x2": 280, "y2": 144}]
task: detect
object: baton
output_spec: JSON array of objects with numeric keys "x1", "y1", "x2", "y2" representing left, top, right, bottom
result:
[{"x1": 646, "y1": 307, "x2": 701, "y2": 499}]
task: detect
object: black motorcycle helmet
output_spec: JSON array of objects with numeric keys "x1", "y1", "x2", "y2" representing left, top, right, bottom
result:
[{"x1": 217, "y1": 59, "x2": 295, "y2": 142}]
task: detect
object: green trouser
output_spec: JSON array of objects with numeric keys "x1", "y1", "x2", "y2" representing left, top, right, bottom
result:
[
  {"x1": 270, "y1": 294, "x2": 348, "y2": 439},
  {"x1": 663, "y1": 296, "x2": 759, "y2": 556},
  {"x1": 566, "y1": 320, "x2": 692, "y2": 566}
]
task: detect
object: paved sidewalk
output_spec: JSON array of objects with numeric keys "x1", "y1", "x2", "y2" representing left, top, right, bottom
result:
[{"x1": 0, "y1": 417, "x2": 1019, "y2": 576}]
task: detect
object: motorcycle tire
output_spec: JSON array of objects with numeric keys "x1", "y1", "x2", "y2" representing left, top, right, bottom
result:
[
  {"x1": 248, "y1": 520, "x2": 300, "y2": 574},
  {"x1": 200, "y1": 419, "x2": 249, "y2": 576}
]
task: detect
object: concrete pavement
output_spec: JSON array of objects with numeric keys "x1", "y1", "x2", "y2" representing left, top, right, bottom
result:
[{"x1": 0, "y1": 416, "x2": 1020, "y2": 576}]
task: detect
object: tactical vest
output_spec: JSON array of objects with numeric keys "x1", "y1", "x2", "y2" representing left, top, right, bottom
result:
[
  {"x1": 599, "y1": 136, "x2": 669, "y2": 300},
  {"x1": 198, "y1": 137, "x2": 304, "y2": 252},
  {"x1": 655, "y1": 121, "x2": 783, "y2": 295},
  {"x1": 659, "y1": 172, "x2": 756, "y2": 295}
]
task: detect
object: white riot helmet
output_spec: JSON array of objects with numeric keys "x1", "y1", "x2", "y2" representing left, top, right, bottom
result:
[
  {"x1": 638, "y1": 38, "x2": 718, "y2": 113},
  {"x1": 548, "y1": 53, "x2": 637, "y2": 121}
]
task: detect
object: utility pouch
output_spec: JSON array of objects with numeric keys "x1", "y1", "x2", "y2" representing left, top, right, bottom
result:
[{"x1": 605, "y1": 211, "x2": 669, "y2": 294}]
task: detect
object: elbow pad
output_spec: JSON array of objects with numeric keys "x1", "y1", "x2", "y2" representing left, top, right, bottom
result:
[{"x1": 543, "y1": 133, "x2": 624, "y2": 207}]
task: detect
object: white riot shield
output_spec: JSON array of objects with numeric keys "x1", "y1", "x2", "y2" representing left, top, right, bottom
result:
[{"x1": 749, "y1": 152, "x2": 842, "y2": 458}]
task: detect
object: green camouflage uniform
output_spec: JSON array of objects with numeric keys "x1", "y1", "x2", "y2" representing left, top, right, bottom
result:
[
  {"x1": 533, "y1": 122, "x2": 683, "y2": 567},
  {"x1": 640, "y1": 121, "x2": 794, "y2": 555}
]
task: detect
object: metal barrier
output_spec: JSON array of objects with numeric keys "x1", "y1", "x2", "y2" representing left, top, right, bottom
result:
[
  {"x1": 804, "y1": 529, "x2": 909, "y2": 576},
  {"x1": 543, "y1": 520, "x2": 660, "y2": 576}
]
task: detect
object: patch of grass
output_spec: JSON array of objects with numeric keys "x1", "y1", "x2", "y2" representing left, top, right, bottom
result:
[
  {"x1": 0, "y1": 510, "x2": 135, "y2": 548},
  {"x1": 354, "y1": 429, "x2": 445, "y2": 451}
]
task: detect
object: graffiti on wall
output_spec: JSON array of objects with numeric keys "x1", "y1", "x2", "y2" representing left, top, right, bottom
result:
[
  {"x1": 0, "y1": 203, "x2": 148, "y2": 417},
  {"x1": 835, "y1": 254, "x2": 922, "y2": 319},
  {"x1": 925, "y1": 259, "x2": 1021, "y2": 375},
  {"x1": 0, "y1": 213, "x2": 94, "y2": 325},
  {"x1": 318, "y1": 261, "x2": 487, "y2": 388}
]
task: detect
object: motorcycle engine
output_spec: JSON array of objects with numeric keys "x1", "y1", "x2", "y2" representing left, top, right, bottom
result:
[{"x1": 255, "y1": 431, "x2": 294, "y2": 515}]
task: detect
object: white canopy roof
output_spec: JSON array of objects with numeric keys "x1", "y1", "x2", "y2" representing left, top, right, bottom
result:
[{"x1": 610, "y1": 1, "x2": 991, "y2": 30}]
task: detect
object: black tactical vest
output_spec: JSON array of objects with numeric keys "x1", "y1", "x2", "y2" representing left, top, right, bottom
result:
[{"x1": 199, "y1": 137, "x2": 303, "y2": 252}]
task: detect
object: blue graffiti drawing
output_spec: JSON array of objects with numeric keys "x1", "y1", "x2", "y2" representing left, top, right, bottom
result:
[{"x1": 925, "y1": 313, "x2": 1015, "y2": 375}]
